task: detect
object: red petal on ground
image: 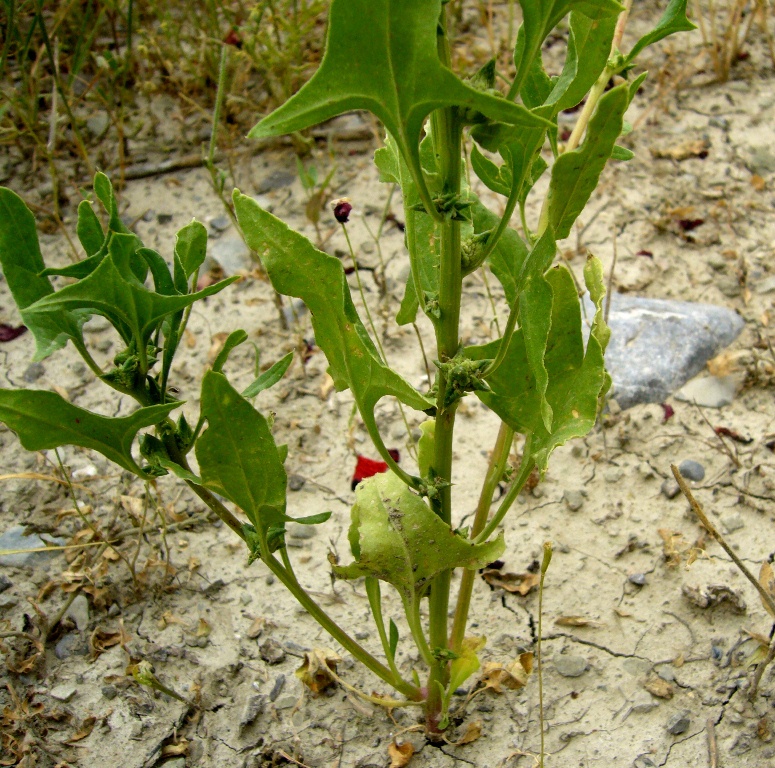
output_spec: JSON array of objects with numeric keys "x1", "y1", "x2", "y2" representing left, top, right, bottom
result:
[
  {"x1": 0, "y1": 324, "x2": 27, "y2": 342},
  {"x1": 661, "y1": 403, "x2": 675, "y2": 423},
  {"x1": 351, "y1": 451, "x2": 400, "y2": 490}
]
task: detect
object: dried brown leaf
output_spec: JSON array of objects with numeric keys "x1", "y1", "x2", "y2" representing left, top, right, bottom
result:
[
  {"x1": 481, "y1": 569, "x2": 540, "y2": 596},
  {"x1": 479, "y1": 653, "x2": 533, "y2": 693},
  {"x1": 759, "y1": 562, "x2": 775, "y2": 618},
  {"x1": 388, "y1": 740, "x2": 414, "y2": 768},
  {"x1": 295, "y1": 648, "x2": 341, "y2": 694},
  {"x1": 651, "y1": 138, "x2": 710, "y2": 161},
  {"x1": 455, "y1": 720, "x2": 482, "y2": 745},
  {"x1": 246, "y1": 616, "x2": 266, "y2": 640},
  {"x1": 196, "y1": 618, "x2": 211, "y2": 637},
  {"x1": 554, "y1": 616, "x2": 602, "y2": 628},
  {"x1": 65, "y1": 716, "x2": 96, "y2": 743},
  {"x1": 161, "y1": 739, "x2": 189, "y2": 756}
]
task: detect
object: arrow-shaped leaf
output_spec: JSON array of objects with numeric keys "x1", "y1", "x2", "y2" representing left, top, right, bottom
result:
[
  {"x1": 195, "y1": 371, "x2": 288, "y2": 543},
  {"x1": 234, "y1": 193, "x2": 433, "y2": 458},
  {"x1": 0, "y1": 389, "x2": 177, "y2": 476},
  {"x1": 250, "y1": 0, "x2": 549, "y2": 214},
  {"x1": 626, "y1": 0, "x2": 695, "y2": 64}
]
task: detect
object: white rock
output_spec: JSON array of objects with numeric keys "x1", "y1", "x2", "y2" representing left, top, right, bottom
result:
[{"x1": 675, "y1": 374, "x2": 740, "y2": 408}]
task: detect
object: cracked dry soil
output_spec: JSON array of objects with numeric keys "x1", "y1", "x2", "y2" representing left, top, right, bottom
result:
[{"x1": 1, "y1": 5, "x2": 775, "y2": 767}]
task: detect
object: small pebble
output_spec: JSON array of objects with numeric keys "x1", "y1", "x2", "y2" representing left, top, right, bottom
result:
[
  {"x1": 722, "y1": 513, "x2": 744, "y2": 533},
  {"x1": 604, "y1": 467, "x2": 624, "y2": 483},
  {"x1": 210, "y1": 215, "x2": 231, "y2": 232},
  {"x1": 288, "y1": 474, "x2": 306, "y2": 491},
  {"x1": 355, "y1": 630, "x2": 370, "y2": 640},
  {"x1": 678, "y1": 459, "x2": 705, "y2": 482},
  {"x1": 563, "y1": 490, "x2": 585, "y2": 512},
  {"x1": 23, "y1": 362, "x2": 45, "y2": 383},
  {"x1": 554, "y1": 654, "x2": 588, "y2": 678},
  {"x1": 157, "y1": 213, "x2": 173, "y2": 225},
  {"x1": 661, "y1": 479, "x2": 681, "y2": 500},
  {"x1": 107, "y1": 602, "x2": 120, "y2": 617},
  {"x1": 629, "y1": 573, "x2": 647, "y2": 587},
  {"x1": 269, "y1": 674, "x2": 286, "y2": 702},
  {"x1": 260, "y1": 639, "x2": 286, "y2": 665},
  {"x1": 65, "y1": 594, "x2": 90, "y2": 632},
  {"x1": 666, "y1": 712, "x2": 691, "y2": 735},
  {"x1": 240, "y1": 693, "x2": 266, "y2": 726},
  {"x1": 275, "y1": 695, "x2": 297, "y2": 710},
  {"x1": 0, "y1": 575, "x2": 12, "y2": 593},
  {"x1": 50, "y1": 683, "x2": 77, "y2": 702},
  {"x1": 101, "y1": 684, "x2": 118, "y2": 700},
  {"x1": 631, "y1": 693, "x2": 659, "y2": 714}
]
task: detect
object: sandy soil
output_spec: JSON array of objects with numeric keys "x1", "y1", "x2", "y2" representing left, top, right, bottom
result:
[{"x1": 1, "y1": 4, "x2": 775, "y2": 767}]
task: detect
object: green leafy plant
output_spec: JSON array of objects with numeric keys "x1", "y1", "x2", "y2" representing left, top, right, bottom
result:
[{"x1": 0, "y1": 0, "x2": 694, "y2": 739}]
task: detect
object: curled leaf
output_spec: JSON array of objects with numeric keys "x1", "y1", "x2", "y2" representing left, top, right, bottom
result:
[
  {"x1": 481, "y1": 569, "x2": 540, "y2": 596},
  {"x1": 295, "y1": 648, "x2": 341, "y2": 695},
  {"x1": 388, "y1": 740, "x2": 414, "y2": 768},
  {"x1": 479, "y1": 653, "x2": 534, "y2": 693}
]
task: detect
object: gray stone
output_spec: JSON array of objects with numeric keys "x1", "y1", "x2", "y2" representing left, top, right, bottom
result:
[
  {"x1": 50, "y1": 683, "x2": 77, "y2": 702},
  {"x1": 661, "y1": 479, "x2": 681, "y2": 499},
  {"x1": 629, "y1": 573, "x2": 647, "y2": 586},
  {"x1": 631, "y1": 693, "x2": 659, "y2": 713},
  {"x1": 269, "y1": 674, "x2": 286, "y2": 702},
  {"x1": 583, "y1": 295, "x2": 744, "y2": 410},
  {"x1": 274, "y1": 695, "x2": 297, "y2": 710},
  {"x1": 288, "y1": 474, "x2": 306, "y2": 492},
  {"x1": 722, "y1": 513, "x2": 745, "y2": 533},
  {"x1": 210, "y1": 215, "x2": 231, "y2": 232},
  {"x1": 678, "y1": 460, "x2": 705, "y2": 482},
  {"x1": 208, "y1": 236, "x2": 252, "y2": 275},
  {"x1": 666, "y1": 712, "x2": 691, "y2": 735},
  {"x1": 676, "y1": 375, "x2": 738, "y2": 408},
  {"x1": 0, "y1": 575, "x2": 11, "y2": 593},
  {"x1": 563, "y1": 490, "x2": 585, "y2": 512},
  {"x1": 101, "y1": 684, "x2": 118, "y2": 700},
  {"x1": 23, "y1": 362, "x2": 45, "y2": 383},
  {"x1": 240, "y1": 693, "x2": 266, "y2": 726},
  {"x1": 0, "y1": 526, "x2": 64, "y2": 567},
  {"x1": 54, "y1": 632, "x2": 88, "y2": 659},
  {"x1": 554, "y1": 654, "x2": 588, "y2": 678},
  {"x1": 717, "y1": 275, "x2": 742, "y2": 298},
  {"x1": 65, "y1": 594, "x2": 90, "y2": 632},
  {"x1": 756, "y1": 275, "x2": 775, "y2": 294},
  {"x1": 729, "y1": 733, "x2": 752, "y2": 756},
  {"x1": 260, "y1": 639, "x2": 286, "y2": 665}
]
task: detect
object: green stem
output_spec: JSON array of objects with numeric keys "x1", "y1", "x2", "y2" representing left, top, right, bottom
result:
[
  {"x1": 474, "y1": 440, "x2": 535, "y2": 545},
  {"x1": 365, "y1": 578, "x2": 403, "y2": 684},
  {"x1": 449, "y1": 422, "x2": 513, "y2": 652},
  {"x1": 269, "y1": 550, "x2": 421, "y2": 700},
  {"x1": 538, "y1": 542, "x2": 553, "y2": 768},
  {"x1": 425, "y1": 4, "x2": 462, "y2": 731}
]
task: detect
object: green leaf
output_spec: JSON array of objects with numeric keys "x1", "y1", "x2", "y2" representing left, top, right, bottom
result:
[
  {"x1": 626, "y1": 0, "x2": 695, "y2": 63},
  {"x1": 513, "y1": 0, "x2": 623, "y2": 97},
  {"x1": 196, "y1": 371, "x2": 288, "y2": 543},
  {"x1": 389, "y1": 619, "x2": 400, "y2": 658},
  {"x1": 76, "y1": 200, "x2": 105, "y2": 256},
  {"x1": 611, "y1": 145, "x2": 634, "y2": 161},
  {"x1": 0, "y1": 187, "x2": 89, "y2": 360},
  {"x1": 547, "y1": 83, "x2": 629, "y2": 239},
  {"x1": 449, "y1": 636, "x2": 486, "y2": 692},
  {"x1": 333, "y1": 472, "x2": 505, "y2": 603},
  {"x1": 470, "y1": 145, "x2": 511, "y2": 197},
  {"x1": 242, "y1": 351, "x2": 294, "y2": 398},
  {"x1": 212, "y1": 330, "x2": 248, "y2": 373},
  {"x1": 175, "y1": 220, "x2": 208, "y2": 280},
  {"x1": 234, "y1": 193, "x2": 433, "y2": 457},
  {"x1": 513, "y1": 230, "x2": 557, "y2": 432},
  {"x1": 0, "y1": 388, "x2": 177, "y2": 476},
  {"x1": 466, "y1": 258, "x2": 610, "y2": 473},
  {"x1": 551, "y1": 10, "x2": 618, "y2": 113},
  {"x1": 250, "y1": 0, "x2": 550, "y2": 214},
  {"x1": 23, "y1": 253, "x2": 237, "y2": 351}
]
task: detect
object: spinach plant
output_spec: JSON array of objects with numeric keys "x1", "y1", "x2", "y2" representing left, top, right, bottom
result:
[{"x1": 0, "y1": 0, "x2": 693, "y2": 737}]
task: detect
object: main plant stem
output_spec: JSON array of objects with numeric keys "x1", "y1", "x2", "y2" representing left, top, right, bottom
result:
[{"x1": 425, "y1": 5, "x2": 462, "y2": 733}]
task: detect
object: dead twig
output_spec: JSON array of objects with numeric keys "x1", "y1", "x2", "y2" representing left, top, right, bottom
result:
[
  {"x1": 671, "y1": 465, "x2": 775, "y2": 699},
  {"x1": 706, "y1": 716, "x2": 718, "y2": 768}
]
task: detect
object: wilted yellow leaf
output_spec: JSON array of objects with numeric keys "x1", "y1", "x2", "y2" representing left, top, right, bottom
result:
[
  {"x1": 479, "y1": 653, "x2": 533, "y2": 693},
  {"x1": 555, "y1": 616, "x2": 602, "y2": 627},
  {"x1": 759, "y1": 562, "x2": 775, "y2": 618},
  {"x1": 388, "y1": 740, "x2": 414, "y2": 768}
]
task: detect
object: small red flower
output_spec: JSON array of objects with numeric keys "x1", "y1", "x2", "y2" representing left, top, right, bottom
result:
[{"x1": 351, "y1": 450, "x2": 400, "y2": 490}]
